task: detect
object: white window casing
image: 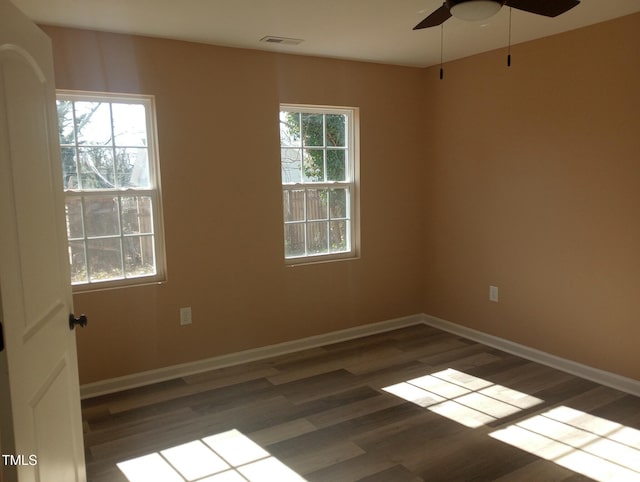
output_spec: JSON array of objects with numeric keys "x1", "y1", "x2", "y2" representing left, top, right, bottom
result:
[{"x1": 57, "y1": 90, "x2": 166, "y2": 291}]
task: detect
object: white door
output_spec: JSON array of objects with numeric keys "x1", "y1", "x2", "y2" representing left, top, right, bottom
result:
[{"x1": 0, "y1": 1, "x2": 87, "y2": 481}]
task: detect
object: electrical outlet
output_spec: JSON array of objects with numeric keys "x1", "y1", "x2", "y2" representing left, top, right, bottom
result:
[
  {"x1": 489, "y1": 286, "x2": 499, "y2": 303},
  {"x1": 180, "y1": 307, "x2": 192, "y2": 325}
]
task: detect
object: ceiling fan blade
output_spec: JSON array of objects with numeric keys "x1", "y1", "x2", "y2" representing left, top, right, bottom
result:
[
  {"x1": 413, "y1": 4, "x2": 452, "y2": 30},
  {"x1": 505, "y1": 0, "x2": 580, "y2": 17}
]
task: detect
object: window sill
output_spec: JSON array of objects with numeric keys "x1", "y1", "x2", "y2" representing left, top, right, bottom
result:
[
  {"x1": 72, "y1": 276, "x2": 166, "y2": 294},
  {"x1": 285, "y1": 252, "x2": 360, "y2": 267}
]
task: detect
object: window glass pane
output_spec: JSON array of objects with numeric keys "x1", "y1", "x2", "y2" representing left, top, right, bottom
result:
[
  {"x1": 326, "y1": 150, "x2": 346, "y2": 181},
  {"x1": 121, "y1": 196, "x2": 153, "y2": 235},
  {"x1": 280, "y1": 111, "x2": 301, "y2": 147},
  {"x1": 124, "y1": 236, "x2": 156, "y2": 278},
  {"x1": 84, "y1": 196, "x2": 120, "y2": 237},
  {"x1": 302, "y1": 113, "x2": 324, "y2": 147},
  {"x1": 284, "y1": 224, "x2": 305, "y2": 257},
  {"x1": 57, "y1": 100, "x2": 75, "y2": 145},
  {"x1": 78, "y1": 147, "x2": 115, "y2": 189},
  {"x1": 281, "y1": 148, "x2": 302, "y2": 183},
  {"x1": 112, "y1": 103, "x2": 147, "y2": 147},
  {"x1": 61, "y1": 147, "x2": 78, "y2": 189},
  {"x1": 306, "y1": 189, "x2": 328, "y2": 220},
  {"x1": 69, "y1": 240, "x2": 87, "y2": 285},
  {"x1": 329, "y1": 188, "x2": 348, "y2": 219},
  {"x1": 303, "y1": 149, "x2": 324, "y2": 182},
  {"x1": 87, "y1": 238, "x2": 123, "y2": 282},
  {"x1": 116, "y1": 148, "x2": 150, "y2": 188},
  {"x1": 283, "y1": 190, "x2": 305, "y2": 222},
  {"x1": 307, "y1": 221, "x2": 329, "y2": 254},
  {"x1": 325, "y1": 114, "x2": 346, "y2": 147},
  {"x1": 75, "y1": 102, "x2": 112, "y2": 146},
  {"x1": 65, "y1": 198, "x2": 84, "y2": 239},
  {"x1": 330, "y1": 220, "x2": 349, "y2": 253}
]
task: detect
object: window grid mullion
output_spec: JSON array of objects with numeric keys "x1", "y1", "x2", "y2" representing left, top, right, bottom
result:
[
  {"x1": 116, "y1": 195, "x2": 126, "y2": 278},
  {"x1": 303, "y1": 188, "x2": 309, "y2": 257},
  {"x1": 282, "y1": 181, "x2": 353, "y2": 190},
  {"x1": 109, "y1": 102, "x2": 117, "y2": 188},
  {"x1": 322, "y1": 114, "x2": 328, "y2": 182},
  {"x1": 65, "y1": 189, "x2": 156, "y2": 197},
  {"x1": 108, "y1": 105, "x2": 127, "y2": 279},
  {"x1": 71, "y1": 102, "x2": 82, "y2": 190},
  {"x1": 326, "y1": 216, "x2": 330, "y2": 253},
  {"x1": 79, "y1": 196, "x2": 89, "y2": 283}
]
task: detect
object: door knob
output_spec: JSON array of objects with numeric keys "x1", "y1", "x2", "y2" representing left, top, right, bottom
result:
[{"x1": 69, "y1": 313, "x2": 88, "y2": 330}]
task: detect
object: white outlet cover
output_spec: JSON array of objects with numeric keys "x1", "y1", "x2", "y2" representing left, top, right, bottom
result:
[
  {"x1": 489, "y1": 286, "x2": 499, "y2": 302},
  {"x1": 180, "y1": 307, "x2": 192, "y2": 325}
]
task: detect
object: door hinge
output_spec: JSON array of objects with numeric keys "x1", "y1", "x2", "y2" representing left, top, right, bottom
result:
[{"x1": 0, "y1": 321, "x2": 4, "y2": 352}]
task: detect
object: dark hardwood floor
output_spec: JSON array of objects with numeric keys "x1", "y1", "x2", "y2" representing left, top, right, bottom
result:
[{"x1": 82, "y1": 324, "x2": 640, "y2": 481}]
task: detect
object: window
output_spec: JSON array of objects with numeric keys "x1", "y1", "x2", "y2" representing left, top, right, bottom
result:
[
  {"x1": 57, "y1": 91, "x2": 165, "y2": 290},
  {"x1": 279, "y1": 105, "x2": 359, "y2": 264}
]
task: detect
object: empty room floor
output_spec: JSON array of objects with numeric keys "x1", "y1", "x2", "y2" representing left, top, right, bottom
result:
[{"x1": 81, "y1": 324, "x2": 640, "y2": 481}]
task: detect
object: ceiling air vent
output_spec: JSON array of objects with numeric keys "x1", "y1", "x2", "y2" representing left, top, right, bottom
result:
[{"x1": 260, "y1": 36, "x2": 304, "y2": 46}]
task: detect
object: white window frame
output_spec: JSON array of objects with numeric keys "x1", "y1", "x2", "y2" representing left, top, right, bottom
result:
[
  {"x1": 280, "y1": 104, "x2": 360, "y2": 265},
  {"x1": 57, "y1": 90, "x2": 166, "y2": 291}
]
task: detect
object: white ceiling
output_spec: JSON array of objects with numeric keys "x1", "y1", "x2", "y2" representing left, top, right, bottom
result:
[{"x1": 13, "y1": 0, "x2": 640, "y2": 67}]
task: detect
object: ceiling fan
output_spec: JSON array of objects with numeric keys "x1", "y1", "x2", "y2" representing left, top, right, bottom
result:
[{"x1": 414, "y1": 0, "x2": 580, "y2": 29}]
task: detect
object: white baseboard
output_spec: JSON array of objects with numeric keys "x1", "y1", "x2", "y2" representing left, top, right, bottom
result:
[
  {"x1": 422, "y1": 314, "x2": 640, "y2": 398},
  {"x1": 79, "y1": 313, "x2": 424, "y2": 399},
  {"x1": 81, "y1": 312, "x2": 640, "y2": 400}
]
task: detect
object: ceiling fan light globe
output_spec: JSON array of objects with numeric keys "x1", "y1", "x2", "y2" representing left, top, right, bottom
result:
[{"x1": 448, "y1": 0, "x2": 503, "y2": 21}]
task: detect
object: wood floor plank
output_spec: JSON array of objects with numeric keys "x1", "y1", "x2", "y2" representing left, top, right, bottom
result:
[
  {"x1": 592, "y1": 394, "x2": 640, "y2": 428},
  {"x1": 306, "y1": 392, "x2": 406, "y2": 429},
  {"x1": 267, "y1": 431, "x2": 366, "y2": 476},
  {"x1": 402, "y1": 336, "x2": 474, "y2": 361},
  {"x1": 82, "y1": 325, "x2": 640, "y2": 482},
  {"x1": 304, "y1": 453, "x2": 399, "y2": 482},
  {"x1": 482, "y1": 361, "x2": 575, "y2": 394},
  {"x1": 356, "y1": 464, "x2": 425, "y2": 482},
  {"x1": 347, "y1": 404, "x2": 434, "y2": 448},
  {"x1": 492, "y1": 458, "x2": 591, "y2": 482},
  {"x1": 182, "y1": 361, "x2": 280, "y2": 386},
  {"x1": 413, "y1": 432, "x2": 539, "y2": 481},
  {"x1": 193, "y1": 395, "x2": 301, "y2": 435},
  {"x1": 417, "y1": 339, "x2": 493, "y2": 365},
  {"x1": 341, "y1": 346, "x2": 413, "y2": 376},
  {"x1": 84, "y1": 406, "x2": 196, "y2": 449},
  {"x1": 247, "y1": 418, "x2": 317, "y2": 446},
  {"x1": 273, "y1": 369, "x2": 362, "y2": 404}
]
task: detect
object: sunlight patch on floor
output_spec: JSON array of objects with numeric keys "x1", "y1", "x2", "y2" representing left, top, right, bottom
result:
[
  {"x1": 117, "y1": 429, "x2": 306, "y2": 482},
  {"x1": 490, "y1": 406, "x2": 640, "y2": 481},
  {"x1": 382, "y1": 368, "x2": 542, "y2": 428}
]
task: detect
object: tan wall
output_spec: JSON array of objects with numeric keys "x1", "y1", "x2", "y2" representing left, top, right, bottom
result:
[
  {"x1": 42, "y1": 26, "x2": 426, "y2": 384},
  {"x1": 422, "y1": 13, "x2": 640, "y2": 380},
  {"x1": 43, "y1": 13, "x2": 640, "y2": 385}
]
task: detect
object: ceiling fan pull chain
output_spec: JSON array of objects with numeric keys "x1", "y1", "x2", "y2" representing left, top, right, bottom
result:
[
  {"x1": 507, "y1": 7, "x2": 512, "y2": 67},
  {"x1": 440, "y1": 24, "x2": 445, "y2": 79}
]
